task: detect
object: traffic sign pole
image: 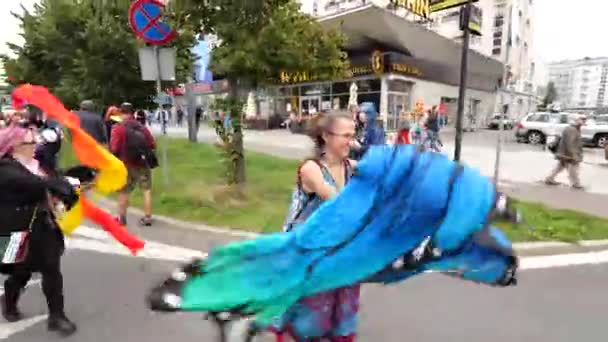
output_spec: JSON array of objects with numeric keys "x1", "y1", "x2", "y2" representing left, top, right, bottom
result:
[
  {"x1": 154, "y1": 45, "x2": 169, "y2": 185},
  {"x1": 129, "y1": 0, "x2": 176, "y2": 186}
]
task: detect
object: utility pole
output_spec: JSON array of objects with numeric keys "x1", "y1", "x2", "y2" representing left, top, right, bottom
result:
[{"x1": 453, "y1": 0, "x2": 473, "y2": 162}]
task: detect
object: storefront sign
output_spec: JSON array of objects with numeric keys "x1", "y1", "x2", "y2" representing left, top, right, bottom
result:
[
  {"x1": 429, "y1": 0, "x2": 479, "y2": 13},
  {"x1": 278, "y1": 51, "x2": 423, "y2": 84},
  {"x1": 460, "y1": 4, "x2": 482, "y2": 36},
  {"x1": 389, "y1": 0, "x2": 431, "y2": 18},
  {"x1": 390, "y1": 63, "x2": 423, "y2": 77}
]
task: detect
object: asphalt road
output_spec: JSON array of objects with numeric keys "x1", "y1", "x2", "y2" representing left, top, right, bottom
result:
[{"x1": 1, "y1": 222, "x2": 607, "y2": 342}]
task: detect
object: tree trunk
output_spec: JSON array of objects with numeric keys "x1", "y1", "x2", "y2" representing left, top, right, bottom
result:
[
  {"x1": 229, "y1": 78, "x2": 246, "y2": 184},
  {"x1": 186, "y1": 82, "x2": 198, "y2": 142}
]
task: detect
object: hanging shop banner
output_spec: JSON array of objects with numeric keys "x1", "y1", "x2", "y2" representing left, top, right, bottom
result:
[
  {"x1": 388, "y1": 0, "x2": 431, "y2": 18},
  {"x1": 430, "y1": 0, "x2": 479, "y2": 13},
  {"x1": 460, "y1": 4, "x2": 483, "y2": 35}
]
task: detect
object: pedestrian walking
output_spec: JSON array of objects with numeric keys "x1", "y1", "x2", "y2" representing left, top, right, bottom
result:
[
  {"x1": 0, "y1": 122, "x2": 78, "y2": 336},
  {"x1": 110, "y1": 103, "x2": 157, "y2": 226},
  {"x1": 545, "y1": 116, "x2": 586, "y2": 190},
  {"x1": 74, "y1": 100, "x2": 107, "y2": 145}
]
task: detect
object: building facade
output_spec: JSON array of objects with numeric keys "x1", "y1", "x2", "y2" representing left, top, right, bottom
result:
[
  {"x1": 298, "y1": 0, "x2": 539, "y2": 119},
  {"x1": 265, "y1": 4, "x2": 504, "y2": 130},
  {"x1": 428, "y1": 0, "x2": 539, "y2": 117},
  {"x1": 547, "y1": 57, "x2": 608, "y2": 110}
]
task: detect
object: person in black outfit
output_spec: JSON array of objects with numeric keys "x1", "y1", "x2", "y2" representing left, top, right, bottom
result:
[
  {"x1": 74, "y1": 100, "x2": 108, "y2": 145},
  {"x1": 0, "y1": 121, "x2": 78, "y2": 337}
]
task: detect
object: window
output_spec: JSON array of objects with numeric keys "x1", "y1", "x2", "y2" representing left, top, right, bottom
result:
[
  {"x1": 527, "y1": 113, "x2": 549, "y2": 122},
  {"x1": 493, "y1": 38, "x2": 502, "y2": 46},
  {"x1": 492, "y1": 47, "x2": 502, "y2": 55},
  {"x1": 493, "y1": 31, "x2": 502, "y2": 38},
  {"x1": 494, "y1": 14, "x2": 504, "y2": 27}
]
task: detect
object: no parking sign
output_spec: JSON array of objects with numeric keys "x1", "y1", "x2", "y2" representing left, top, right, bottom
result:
[{"x1": 128, "y1": 0, "x2": 175, "y2": 45}]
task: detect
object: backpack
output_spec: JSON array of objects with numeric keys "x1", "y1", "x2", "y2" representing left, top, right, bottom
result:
[{"x1": 124, "y1": 122, "x2": 157, "y2": 168}]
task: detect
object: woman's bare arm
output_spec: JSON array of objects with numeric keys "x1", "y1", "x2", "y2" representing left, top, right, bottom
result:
[{"x1": 300, "y1": 160, "x2": 337, "y2": 200}]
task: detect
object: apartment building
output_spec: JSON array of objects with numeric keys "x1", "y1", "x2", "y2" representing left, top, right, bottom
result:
[
  {"x1": 547, "y1": 57, "x2": 608, "y2": 109},
  {"x1": 429, "y1": 0, "x2": 539, "y2": 116}
]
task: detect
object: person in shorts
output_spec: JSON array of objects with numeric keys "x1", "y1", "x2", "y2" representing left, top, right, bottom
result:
[{"x1": 110, "y1": 103, "x2": 156, "y2": 226}]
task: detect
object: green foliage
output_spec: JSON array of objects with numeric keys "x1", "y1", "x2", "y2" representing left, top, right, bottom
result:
[
  {"x1": 198, "y1": 0, "x2": 349, "y2": 87},
  {"x1": 211, "y1": 98, "x2": 245, "y2": 185},
  {"x1": 542, "y1": 81, "x2": 558, "y2": 108},
  {"x1": 182, "y1": 0, "x2": 348, "y2": 184},
  {"x1": 1, "y1": 0, "x2": 198, "y2": 109}
]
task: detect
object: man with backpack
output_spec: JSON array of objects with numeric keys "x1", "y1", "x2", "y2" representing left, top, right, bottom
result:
[{"x1": 110, "y1": 102, "x2": 157, "y2": 226}]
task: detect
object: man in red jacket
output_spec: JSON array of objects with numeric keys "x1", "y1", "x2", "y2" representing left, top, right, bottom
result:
[{"x1": 110, "y1": 103, "x2": 156, "y2": 226}]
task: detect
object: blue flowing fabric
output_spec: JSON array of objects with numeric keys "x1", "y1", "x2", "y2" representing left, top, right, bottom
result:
[{"x1": 150, "y1": 145, "x2": 515, "y2": 328}]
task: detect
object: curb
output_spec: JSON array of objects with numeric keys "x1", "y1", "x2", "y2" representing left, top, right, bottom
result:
[{"x1": 95, "y1": 198, "x2": 608, "y2": 251}]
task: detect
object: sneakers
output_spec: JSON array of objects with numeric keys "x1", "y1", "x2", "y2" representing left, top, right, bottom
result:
[
  {"x1": 139, "y1": 216, "x2": 153, "y2": 227},
  {"x1": 116, "y1": 215, "x2": 127, "y2": 226}
]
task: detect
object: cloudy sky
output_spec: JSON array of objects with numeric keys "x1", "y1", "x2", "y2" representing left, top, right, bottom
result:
[{"x1": 1, "y1": 0, "x2": 606, "y2": 62}]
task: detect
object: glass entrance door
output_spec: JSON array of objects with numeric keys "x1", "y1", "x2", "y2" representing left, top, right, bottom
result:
[
  {"x1": 300, "y1": 96, "x2": 321, "y2": 115},
  {"x1": 387, "y1": 94, "x2": 409, "y2": 130}
]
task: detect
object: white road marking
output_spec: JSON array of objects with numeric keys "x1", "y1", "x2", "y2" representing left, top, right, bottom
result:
[
  {"x1": 0, "y1": 280, "x2": 45, "y2": 340},
  {"x1": 0, "y1": 315, "x2": 47, "y2": 340},
  {"x1": 519, "y1": 249, "x2": 608, "y2": 270},
  {"x1": 67, "y1": 227, "x2": 608, "y2": 271},
  {"x1": 66, "y1": 226, "x2": 206, "y2": 262}
]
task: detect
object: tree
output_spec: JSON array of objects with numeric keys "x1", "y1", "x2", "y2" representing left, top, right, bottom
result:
[
  {"x1": 1, "y1": 0, "x2": 199, "y2": 110},
  {"x1": 542, "y1": 81, "x2": 558, "y2": 108},
  {"x1": 190, "y1": 0, "x2": 348, "y2": 184}
]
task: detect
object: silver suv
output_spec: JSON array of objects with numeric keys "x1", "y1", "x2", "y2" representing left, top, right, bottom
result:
[
  {"x1": 515, "y1": 112, "x2": 566, "y2": 145},
  {"x1": 516, "y1": 112, "x2": 608, "y2": 147}
]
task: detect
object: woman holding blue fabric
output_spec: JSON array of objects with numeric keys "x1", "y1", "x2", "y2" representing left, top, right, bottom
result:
[
  {"x1": 147, "y1": 117, "x2": 520, "y2": 341},
  {"x1": 272, "y1": 111, "x2": 360, "y2": 341}
]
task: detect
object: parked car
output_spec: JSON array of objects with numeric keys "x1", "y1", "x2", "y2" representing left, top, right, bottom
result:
[
  {"x1": 488, "y1": 114, "x2": 515, "y2": 130},
  {"x1": 581, "y1": 121, "x2": 608, "y2": 148},
  {"x1": 515, "y1": 112, "x2": 579, "y2": 145}
]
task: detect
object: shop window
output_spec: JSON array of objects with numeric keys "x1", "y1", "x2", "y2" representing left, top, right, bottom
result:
[
  {"x1": 387, "y1": 79, "x2": 412, "y2": 92},
  {"x1": 301, "y1": 83, "x2": 330, "y2": 96},
  {"x1": 278, "y1": 87, "x2": 295, "y2": 97},
  {"x1": 356, "y1": 78, "x2": 381, "y2": 93},
  {"x1": 331, "y1": 81, "x2": 350, "y2": 95}
]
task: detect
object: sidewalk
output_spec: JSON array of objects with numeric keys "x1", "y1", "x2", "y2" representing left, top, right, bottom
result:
[{"x1": 501, "y1": 180, "x2": 608, "y2": 219}]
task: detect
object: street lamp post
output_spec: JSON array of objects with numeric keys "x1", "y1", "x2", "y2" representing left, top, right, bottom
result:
[{"x1": 453, "y1": 0, "x2": 473, "y2": 162}]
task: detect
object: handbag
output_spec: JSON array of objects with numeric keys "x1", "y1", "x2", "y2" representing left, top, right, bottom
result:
[{"x1": 0, "y1": 206, "x2": 37, "y2": 264}]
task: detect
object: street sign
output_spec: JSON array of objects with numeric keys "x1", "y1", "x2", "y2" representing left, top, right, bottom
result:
[
  {"x1": 129, "y1": 0, "x2": 176, "y2": 45},
  {"x1": 138, "y1": 47, "x2": 176, "y2": 81}
]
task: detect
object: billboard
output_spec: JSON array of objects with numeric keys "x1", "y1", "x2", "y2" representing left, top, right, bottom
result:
[{"x1": 430, "y1": 0, "x2": 479, "y2": 13}]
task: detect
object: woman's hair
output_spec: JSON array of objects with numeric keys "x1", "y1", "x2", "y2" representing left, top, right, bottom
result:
[
  {"x1": 307, "y1": 111, "x2": 353, "y2": 158},
  {"x1": 0, "y1": 124, "x2": 28, "y2": 158}
]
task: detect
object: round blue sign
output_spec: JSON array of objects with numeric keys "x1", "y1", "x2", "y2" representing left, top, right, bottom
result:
[{"x1": 129, "y1": 0, "x2": 175, "y2": 45}]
